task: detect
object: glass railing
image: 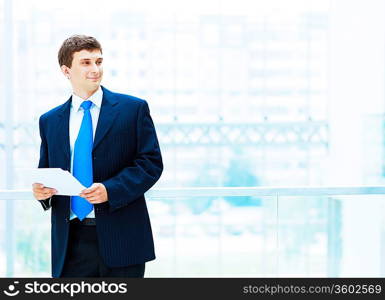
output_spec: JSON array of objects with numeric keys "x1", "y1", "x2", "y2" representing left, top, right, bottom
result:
[{"x1": 1, "y1": 186, "x2": 385, "y2": 277}]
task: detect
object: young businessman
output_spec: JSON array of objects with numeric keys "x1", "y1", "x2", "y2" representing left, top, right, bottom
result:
[{"x1": 32, "y1": 35, "x2": 163, "y2": 278}]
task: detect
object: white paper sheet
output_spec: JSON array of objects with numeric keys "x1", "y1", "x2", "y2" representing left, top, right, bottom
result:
[{"x1": 29, "y1": 168, "x2": 86, "y2": 196}]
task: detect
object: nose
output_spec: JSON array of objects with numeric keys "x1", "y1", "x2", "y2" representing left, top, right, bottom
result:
[{"x1": 90, "y1": 62, "x2": 99, "y2": 73}]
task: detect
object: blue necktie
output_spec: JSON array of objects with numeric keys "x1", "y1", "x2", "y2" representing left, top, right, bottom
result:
[{"x1": 71, "y1": 100, "x2": 94, "y2": 220}]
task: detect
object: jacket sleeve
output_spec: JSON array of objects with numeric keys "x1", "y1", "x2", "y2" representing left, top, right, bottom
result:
[
  {"x1": 102, "y1": 101, "x2": 163, "y2": 213},
  {"x1": 37, "y1": 115, "x2": 52, "y2": 211}
]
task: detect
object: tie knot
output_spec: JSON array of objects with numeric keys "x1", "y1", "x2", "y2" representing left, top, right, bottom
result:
[{"x1": 81, "y1": 100, "x2": 93, "y2": 111}]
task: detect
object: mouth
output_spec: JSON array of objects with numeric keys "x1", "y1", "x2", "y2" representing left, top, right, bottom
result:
[{"x1": 88, "y1": 77, "x2": 100, "y2": 81}]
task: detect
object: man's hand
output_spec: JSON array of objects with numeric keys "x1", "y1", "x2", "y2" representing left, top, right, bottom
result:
[
  {"x1": 32, "y1": 183, "x2": 57, "y2": 200},
  {"x1": 79, "y1": 183, "x2": 108, "y2": 204}
]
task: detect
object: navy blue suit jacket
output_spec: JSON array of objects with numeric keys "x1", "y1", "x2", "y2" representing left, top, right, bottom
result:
[{"x1": 38, "y1": 86, "x2": 163, "y2": 277}]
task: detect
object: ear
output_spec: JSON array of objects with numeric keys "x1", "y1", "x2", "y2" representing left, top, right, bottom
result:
[{"x1": 60, "y1": 65, "x2": 70, "y2": 79}]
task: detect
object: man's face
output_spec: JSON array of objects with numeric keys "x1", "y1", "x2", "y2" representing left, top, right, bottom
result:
[{"x1": 64, "y1": 49, "x2": 103, "y2": 92}]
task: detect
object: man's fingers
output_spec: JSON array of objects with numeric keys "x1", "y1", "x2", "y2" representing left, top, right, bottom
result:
[
  {"x1": 32, "y1": 183, "x2": 57, "y2": 194},
  {"x1": 87, "y1": 197, "x2": 102, "y2": 204},
  {"x1": 32, "y1": 183, "x2": 44, "y2": 191},
  {"x1": 39, "y1": 190, "x2": 54, "y2": 196},
  {"x1": 35, "y1": 192, "x2": 54, "y2": 200},
  {"x1": 82, "y1": 184, "x2": 100, "y2": 194},
  {"x1": 79, "y1": 192, "x2": 95, "y2": 198},
  {"x1": 33, "y1": 187, "x2": 57, "y2": 200},
  {"x1": 79, "y1": 183, "x2": 107, "y2": 203},
  {"x1": 85, "y1": 193, "x2": 98, "y2": 200},
  {"x1": 40, "y1": 188, "x2": 57, "y2": 195}
]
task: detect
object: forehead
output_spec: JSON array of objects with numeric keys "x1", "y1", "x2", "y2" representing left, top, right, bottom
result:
[{"x1": 73, "y1": 49, "x2": 103, "y2": 60}]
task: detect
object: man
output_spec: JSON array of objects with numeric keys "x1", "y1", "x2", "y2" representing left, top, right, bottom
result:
[{"x1": 32, "y1": 35, "x2": 163, "y2": 278}]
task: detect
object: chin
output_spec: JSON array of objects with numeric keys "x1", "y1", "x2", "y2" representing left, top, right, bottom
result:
[{"x1": 89, "y1": 82, "x2": 101, "y2": 89}]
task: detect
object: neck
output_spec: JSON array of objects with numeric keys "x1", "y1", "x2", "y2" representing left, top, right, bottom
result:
[{"x1": 72, "y1": 86, "x2": 99, "y2": 100}]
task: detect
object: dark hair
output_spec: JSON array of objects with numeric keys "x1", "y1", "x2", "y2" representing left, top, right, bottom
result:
[{"x1": 58, "y1": 35, "x2": 102, "y2": 67}]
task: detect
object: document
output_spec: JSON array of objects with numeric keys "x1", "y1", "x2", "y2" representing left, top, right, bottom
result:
[{"x1": 29, "y1": 168, "x2": 86, "y2": 196}]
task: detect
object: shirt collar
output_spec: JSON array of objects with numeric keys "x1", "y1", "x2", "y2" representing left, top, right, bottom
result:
[{"x1": 71, "y1": 86, "x2": 103, "y2": 111}]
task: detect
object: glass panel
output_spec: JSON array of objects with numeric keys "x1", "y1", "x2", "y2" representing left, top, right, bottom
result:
[
  {"x1": 1, "y1": 193, "x2": 385, "y2": 277},
  {"x1": 277, "y1": 194, "x2": 385, "y2": 277},
  {"x1": 0, "y1": 197, "x2": 51, "y2": 277},
  {"x1": 146, "y1": 195, "x2": 278, "y2": 277}
]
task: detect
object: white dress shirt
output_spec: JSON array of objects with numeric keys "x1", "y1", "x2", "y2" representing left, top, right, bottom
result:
[{"x1": 69, "y1": 87, "x2": 103, "y2": 220}]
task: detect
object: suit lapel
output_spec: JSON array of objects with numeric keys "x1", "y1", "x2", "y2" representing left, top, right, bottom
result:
[
  {"x1": 57, "y1": 98, "x2": 72, "y2": 169},
  {"x1": 93, "y1": 86, "x2": 120, "y2": 151}
]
